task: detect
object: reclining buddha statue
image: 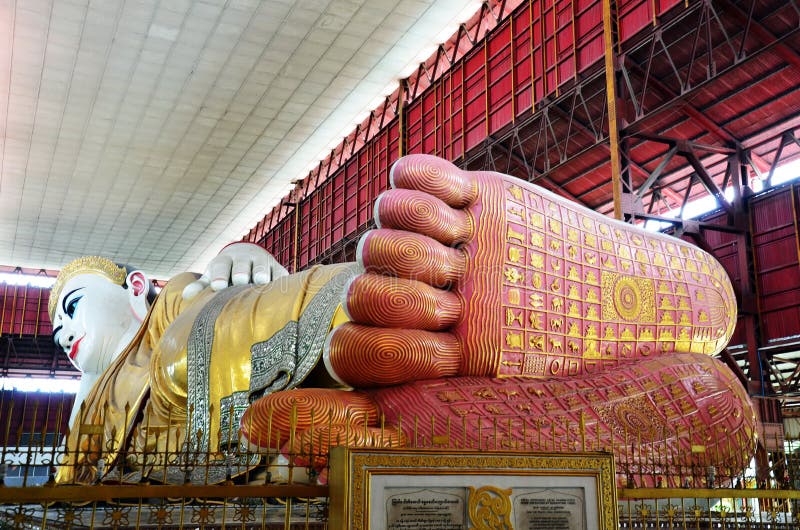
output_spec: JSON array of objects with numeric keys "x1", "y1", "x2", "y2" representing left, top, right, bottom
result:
[{"x1": 50, "y1": 154, "x2": 757, "y2": 485}]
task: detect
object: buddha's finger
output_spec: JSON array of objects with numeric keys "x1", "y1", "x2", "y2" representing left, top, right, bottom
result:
[
  {"x1": 358, "y1": 230, "x2": 466, "y2": 287},
  {"x1": 390, "y1": 154, "x2": 476, "y2": 208},
  {"x1": 230, "y1": 257, "x2": 254, "y2": 286},
  {"x1": 344, "y1": 274, "x2": 460, "y2": 330},
  {"x1": 252, "y1": 255, "x2": 289, "y2": 284},
  {"x1": 206, "y1": 254, "x2": 234, "y2": 291},
  {"x1": 374, "y1": 189, "x2": 471, "y2": 246},
  {"x1": 323, "y1": 324, "x2": 461, "y2": 387},
  {"x1": 182, "y1": 275, "x2": 210, "y2": 300},
  {"x1": 241, "y1": 388, "x2": 378, "y2": 449}
]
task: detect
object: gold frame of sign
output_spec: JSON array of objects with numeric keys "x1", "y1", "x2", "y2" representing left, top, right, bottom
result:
[{"x1": 329, "y1": 448, "x2": 617, "y2": 530}]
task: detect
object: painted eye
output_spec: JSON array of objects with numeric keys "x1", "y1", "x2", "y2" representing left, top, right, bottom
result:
[{"x1": 66, "y1": 296, "x2": 82, "y2": 318}]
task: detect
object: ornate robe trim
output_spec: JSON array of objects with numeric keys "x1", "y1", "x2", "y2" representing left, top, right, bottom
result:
[
  {"x1": 187, "y1": 285, "x2": 248, "y2": 453},
  {"x1": 219, "y1": 391, "x2": 250, "y2": 448},
  {"x1": 249, "y1": 321, "x2": 298, "y2": 398},
  {"x1": 249, "y1": 264, "x2": 357, "y2": 402},
  {"x1": 142, "y1": 450, "x2": 261, "y2": 485}
]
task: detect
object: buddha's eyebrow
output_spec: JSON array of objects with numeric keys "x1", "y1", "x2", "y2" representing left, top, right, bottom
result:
[{"x1": 61, "y1": 287, "x2": 84, "y2": 314}]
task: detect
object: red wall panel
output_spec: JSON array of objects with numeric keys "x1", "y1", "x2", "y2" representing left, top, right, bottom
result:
[
  {"x1": 373, "y1": 124, "x2": 398, "y2": 198},
  {"x1": 554, "y1": 0, "x2": 576, "y2": 84},
  {"x1": 298, "y1": 200, "x2": 313, "y2": 269},
  {"x1": 463, "y1": 49, "x2": 488, "y2": 151},
  {"x1": 424, "y1": 88, "x2": 440, "y2": 155},
  {"x1": 286, "y1": 120, "x2": 399, "y2": 269},
  {"x1": 618, "y1": 0, "x2": 685, "y2": 43},
  {"x1": 255, "y1": 0, "x2": 695, "y2": 269},
  {"x1": 751, "y1": 188, "x2": 800, "y2": 344},
  {"x1": 512, "y1": 12, "x2": 534, "y2": 115},
  {"x1": 575, "y1": 0, "x2": 603, "y2": 72},
  {"x1": 530, "y1": 0, "x2": 548, "y2": 103},
  {"x1": 694, "y1": 186, "x2": 800, "y2": 348},
  {"x1": 1, "y1": 284, "x2": 51, "y2": 337},
  {"x1": 344, "y1": 159, "x2": 358, "y2": 236},
  {"x1": 441, "y1": 67, "x2": 465, "y2": 160},
  {"x1": 356, "y1": 148, "x2": 372, "y2": 227},
  {"x1": 262, "y1": 213, "x2": 294, "y2": 271},
  {"x1": 406, "y1": 98, "x2": 424, "y2": 155},
  {"x1": 0, "y1": 390, "x2": 74, "y2": 440},
  {"x1": 487, "y1": 22, "x2": 514, "y2": 134}
]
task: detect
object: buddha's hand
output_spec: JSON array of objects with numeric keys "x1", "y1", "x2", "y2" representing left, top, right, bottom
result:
[
  {"x1": 324, "y1": 154, "x2": 736, "y2": 386},
  {"x1": 182, "y1": 242, "x2": 289, "y2": 300}
]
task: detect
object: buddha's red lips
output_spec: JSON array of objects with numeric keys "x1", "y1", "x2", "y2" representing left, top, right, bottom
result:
[{"x1": 69, "y1": 336, "x2": 84, "y2": 360}]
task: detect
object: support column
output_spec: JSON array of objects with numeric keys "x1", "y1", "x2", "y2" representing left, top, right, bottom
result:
[{"x1": 602, "y1": 0, "x2": 623, "y2": 221}]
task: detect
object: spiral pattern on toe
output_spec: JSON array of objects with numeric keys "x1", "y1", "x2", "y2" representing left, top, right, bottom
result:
[
  {"x1": 240, "y1": 389, "x2": 378, "y2": 448},
  {"x1": 345, "y1": 274, "x2": 460, "y2": 330},
  {"x1": 376, "y1": 190, "x2": 472, "y2": 245},
  {"x1": 390, "y1": 154, "x2": 477, "y2": 208},
  {"x1": 359, "y1": 230, "x2": 466, "y2": 286},
  {"x1": 327, "y1": 324, "x2": 461, "y2": 387}
]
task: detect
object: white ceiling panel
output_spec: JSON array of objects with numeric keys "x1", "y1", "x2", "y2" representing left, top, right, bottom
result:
[{"x1": 1, "y1": 0, "x2": 481, "y2": 277}]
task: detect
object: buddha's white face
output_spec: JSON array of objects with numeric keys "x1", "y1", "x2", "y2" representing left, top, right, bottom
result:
[{"x1": 52, "y1": 273, "x2": 142, "y2": 374}]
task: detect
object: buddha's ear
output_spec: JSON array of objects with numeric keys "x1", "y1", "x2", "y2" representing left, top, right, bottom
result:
[{"x1": 125, "y1": 270, "x2": 151, "y2": 322}]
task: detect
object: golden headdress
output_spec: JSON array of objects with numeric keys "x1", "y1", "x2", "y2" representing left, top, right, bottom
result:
[{"x1": 48, "y1": 257, "x2": 128, "y2": 321}]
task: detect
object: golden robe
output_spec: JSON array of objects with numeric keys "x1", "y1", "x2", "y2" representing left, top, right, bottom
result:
[{"x1": 57, "y1": 263, "x2": 355, "y2": 484}]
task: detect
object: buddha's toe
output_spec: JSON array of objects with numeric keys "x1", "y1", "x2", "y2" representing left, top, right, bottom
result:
[
  {"x1": 344, "y1": 273, "x2": 460, "y2": 330},
  {"x1": 358, "y1": 229, "x2": 466, "y2": 287},
  {"x1": 324, "y1": 324, "x2": 461, "y2": 387},
  {"x1": 389, "y1": 154, "x2": 476, "y2": 207}
]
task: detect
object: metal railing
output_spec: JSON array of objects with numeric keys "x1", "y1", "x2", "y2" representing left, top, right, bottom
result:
[{"x1": 0, "y1": 395, "x2": 798, "y2": 529}]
